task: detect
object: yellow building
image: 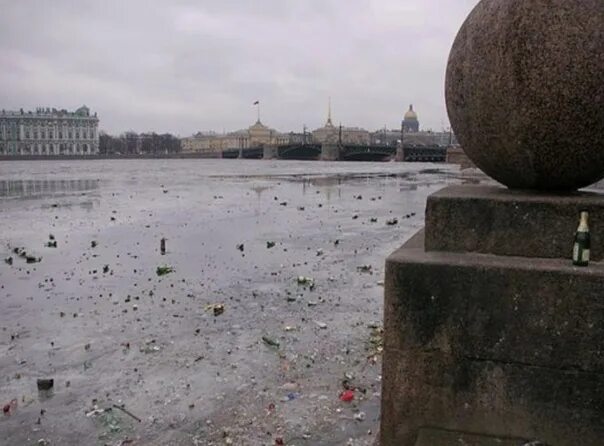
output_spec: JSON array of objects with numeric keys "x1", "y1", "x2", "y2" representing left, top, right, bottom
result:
[
  {"x1": 312, "y1": 101, "x2": 370, "y2": 145},
  {"x1": 181, "y1": 133, "x2": 212, "y2": 153},
  {"x1": 181, "y1": 120, "x2": 286, "y2": 154}
]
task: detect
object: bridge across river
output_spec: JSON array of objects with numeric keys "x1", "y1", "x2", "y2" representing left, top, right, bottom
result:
[{"x1": 222, "y1": 143, "x2": 447, "y2": 162}]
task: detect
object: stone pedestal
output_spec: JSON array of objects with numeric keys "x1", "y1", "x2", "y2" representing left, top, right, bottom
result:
[
  {"x1": 381, "y1": 185, "x2": 604, "y2": 446},
  {"x1": 263, "y1": 144, "x2": 278, "y2": 160},
  {"x1": 395, "y1": 146, "x2": 403, "y2": 162},
  {"x1": 320, "y1": 143, "x2": 340, "y2": 161}
]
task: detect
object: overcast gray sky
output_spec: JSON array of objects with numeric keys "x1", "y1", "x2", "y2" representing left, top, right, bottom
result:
[{"x1": 0, "y1": 0, "x2": 477, "y2": 135}]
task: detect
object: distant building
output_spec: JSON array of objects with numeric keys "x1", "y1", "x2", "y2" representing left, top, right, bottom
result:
[
  {"x1": 402, "y1": 104, "x2": 420, "y2": 132},
  {"x1": 312, "y1": 114, "x2": 338, "y2": 144},
  {"x1": 312, "y1": 101, "x2": 370, "y2": 145},
  {"x1": 370, "y1": 104, "x2": 458, "y2": 147},
  {"x1": 182, "y1": 120, "x2": 289, "y2": 154},
  {"x1": 181, "y1": 132, "x2": 214, "y2": 153},
  {"x1": 370, "y1": 128, "x2": 401, "y2": 147},
  {"x1": 0, "y1": 106, "x2": 99, "y2": 156},
  {"x1": 370, "y1": 127, "x2": 457, "y2": 147}
]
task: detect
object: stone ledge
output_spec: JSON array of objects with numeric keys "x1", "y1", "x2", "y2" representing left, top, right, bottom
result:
[
  {"x1": 425, "y1": 185, "x2": 604, "y2": 260},
  {"x1": 381, "y1": 234, "x2": 604, "y2": 445},
  {"x1": 386, "y1": 241, "x2": 604, "y2": 372}
]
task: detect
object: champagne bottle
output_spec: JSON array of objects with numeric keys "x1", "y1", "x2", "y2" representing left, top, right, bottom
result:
[{"x1": 572, "y1": 211, "x2": 590, "y2": 267}]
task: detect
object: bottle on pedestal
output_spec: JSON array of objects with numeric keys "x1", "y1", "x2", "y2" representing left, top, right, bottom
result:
[{"x1": 572, "y1": 211, "x2": 590, "y2": 267}]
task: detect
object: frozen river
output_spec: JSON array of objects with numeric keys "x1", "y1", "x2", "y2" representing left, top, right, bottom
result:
[{"x1": 0, "y1": 159, "x2": 471, "y2": 446}]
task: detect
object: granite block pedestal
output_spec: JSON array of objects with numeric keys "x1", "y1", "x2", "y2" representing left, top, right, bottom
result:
[{"x1": 380, "y1": 185, "x2": 604, "y2": 446}]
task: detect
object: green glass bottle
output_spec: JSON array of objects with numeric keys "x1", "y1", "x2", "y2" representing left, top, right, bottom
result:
[{"x1": 572, "y1": 211, "x2": 590, "y2": 267}]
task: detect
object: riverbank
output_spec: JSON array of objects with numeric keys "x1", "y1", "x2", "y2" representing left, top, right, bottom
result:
[
  {"x1": 0, "y1": 160, "x2": 466, "y2": 445},
  {"x1": 0, "y1": 153, "x2": 221, "y2": 161}
]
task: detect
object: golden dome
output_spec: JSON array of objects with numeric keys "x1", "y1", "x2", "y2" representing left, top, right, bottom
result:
[{"x1": 404, "y1": 104, "x2": 418, "y2": 121}]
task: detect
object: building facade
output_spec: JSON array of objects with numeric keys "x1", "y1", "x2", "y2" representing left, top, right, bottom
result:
[
  {"x1": 370, "y1": 128, "x2": 457, "y2": 147},
  {"x1": 181, "y1": 132, "x2": 214, "y2": 153},
  {"x1": 311, "y1": 104, "x2": 371, "y2": 145},
  {"x1": 0, "y1": 106, "x2": 99, "y2": 156},
  {"x1": 181, "y1": 120, "x2": 290, "y2": 154},
  {"x1": 370, "y1": 105, "x2": 458, "y2": 147}
]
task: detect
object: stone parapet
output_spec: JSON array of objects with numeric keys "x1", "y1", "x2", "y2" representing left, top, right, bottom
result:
[
  {"x1": 381, "y1": 233, "x2": 604, "y2": 445},
  {"x1": 425, "y1": 185, "x2": 604, "y2": 261}
]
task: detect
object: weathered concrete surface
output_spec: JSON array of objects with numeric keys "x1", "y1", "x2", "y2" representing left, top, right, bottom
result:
[
  {"x1": 445, "y1": 0, "x2": 604, "y2": 190},
  {"x1": 425, "y1": 185, "x2": 604, "y2": 260},
  {"x1": 381, "y1": 234, "x2": 604, "y2": 446}
]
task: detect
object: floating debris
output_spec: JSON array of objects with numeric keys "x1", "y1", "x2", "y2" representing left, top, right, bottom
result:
[
  {"x1": 26, "y1": 255, "x2": 41, "y2": 263},
  {"x1": 91, "y1": 240, "x2": 98, "y2": 248},
  {"x1": 112, "y1": 404, "x2": 142, "y2": 423},
  {"x1": 339, "y1": 390, "x2": 355, "y2": 402},
  {"x1": 12, "y1": 247, "x2": 41, "y2": 263},
  {"x1": 4, "y1": 257, "x2": 12, "y2": 265},
  {"x1": 206, "y1": 303, "x2": 225, "y2": 316},
  {"x1": 386, "y1": 218, "x2": 399, "y2": 226},
  {"x1": 160, "y1": 238, "x2": 167, "y2": 255},
  {"x1": 296, "y1": 276, "x2": 314, "y2": 286},
  {"x1": 281, "y1": 392, "x2": 300, "y2": 402},
  {"x1": 368, "y1": 326, "x2": 384, "y2": 355},
  {"x1": 354, "y1": 411, "x2": 366, "y2": 422},
  {"x1": 85, "y1": 405, "x2": 105, "y2": 418},
  {"x1": 262, "y1": 335, "x2": 280, "y2": 348},
  {"x1": 2, "y1": 399, "x2": 17, "y2": 415},
  {"x1": 140, "y1": 340, "x2": 161, "y2": 354},
  {"x1": 37, "y1": 378, "x2": 54, "y2": 391},
  {"x1": 357, "y1": 265, "x2": 373, "y2": 273},
  {"x1": 267, "y1": 241, "x2": 276, "y2": 249},
  {"x1": 45, "y1": 241, "x2": 57, "y2": 248},
  {"x1": 156, "y1": 265, "x2": 174, "y2": 276},
  {"x1": 236, "y1": 243, "x2": 245, "y2": 252},
  {"x1": 314, "y1": 321, "x2": 328, "y2": 330}
]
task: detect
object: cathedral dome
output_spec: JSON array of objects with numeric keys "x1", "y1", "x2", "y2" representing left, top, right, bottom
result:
[{"x1": 404, "y1": 104, "x2": 418, "y2": 121}]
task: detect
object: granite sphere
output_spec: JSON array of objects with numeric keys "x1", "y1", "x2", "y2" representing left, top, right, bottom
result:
[{"x1": 445, "y1": 0, "x2": 604, "y2": 190}]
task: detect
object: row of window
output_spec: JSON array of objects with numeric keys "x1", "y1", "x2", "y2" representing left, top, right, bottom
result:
[
  {"x1": 0, "y1": 120, "x2": 96, "y2": 128},
  {"x1": 0, "y1": 143, "x2": 94, "y2": 154},
  {"x1": 23, "y1": 129, "x2": 95, "y2": 140},
  {"x1": 0, "y1": 129, "x2": 95, "y2": 140}
]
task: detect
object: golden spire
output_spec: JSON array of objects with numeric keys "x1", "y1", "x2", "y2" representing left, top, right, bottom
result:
[{"x1": 326, "y1": 96, "x2": 333, "y2": 127}]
